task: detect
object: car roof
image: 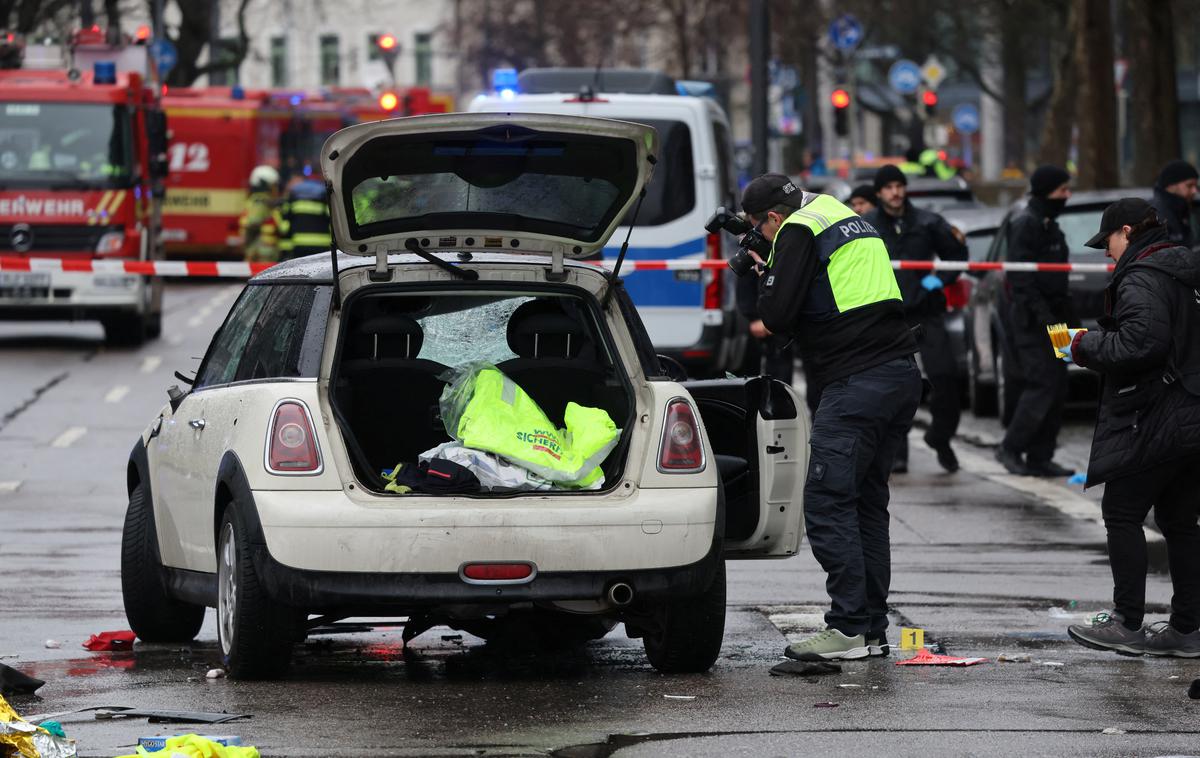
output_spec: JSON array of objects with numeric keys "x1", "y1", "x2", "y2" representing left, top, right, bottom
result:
[
  {"x1": 1007, "y1": 186, "x2": 1152, "y2": 214},
  {"x1": 250, "y1": 251, "x2": 605, "y2": 283},
  {"x1": 941, "y1": 206, "x2": 1007, "y2": 233}
]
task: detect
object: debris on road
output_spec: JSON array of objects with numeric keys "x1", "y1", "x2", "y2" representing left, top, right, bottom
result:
[
  {"x1": 1100, "y1": 727, "x2": 1126, "y2": 735},
  {"x1": 812, "y1": 701, "x2": 839, "y2": 708},
  {"x1": 1039, "y1": 661, "x2": 1065, "y2": 668},
  {"x1": 205, "y1": 668, "x2": 226, "y2": 680},
  {"x1": 95, "y1": 708, "x2": 251, "y2": 724},
  {"x1": 81, "y1": 630, "x2": 136, "y2": 652},
  {"x1": 663, "y1": 695, "x2": 696, "y2": 701},
  {"x1": 137, "y1": 735, "x2": 245, "y2": 750},
  {"x1": 0, "y1": 663, "x2": 45, "y2": 696},
  {"x1": 895, "y1": 649, "x2": 988, "y2": 667},
  {"x1": 996, "y1": 653, "x2": 1032, "y2": 663},
  {"x1": 768, "y1": 660, "x2": 842, "y2": 677},
  {"x1": 117, "y1": 734, "x2": 259, "y2": 757},
  {"x1": 0, "y1": 694, "x2": 77, "y2": 757},
  {"x1": 43, "y1": 640, "x2": 61, "y2": 650},
  {"x1": 1189, "y1": 679, "x2": 1200, "y2": 700},
  {"x1": 837, "y1": 684, "x2": 862, "y2": 689}
]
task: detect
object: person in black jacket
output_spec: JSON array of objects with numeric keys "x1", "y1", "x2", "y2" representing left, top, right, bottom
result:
[
  {"x1": 1149, "y1": 159, "x2": 1197, "y2": 249},
  {"x1": 1063, "y1": 198, "x2": 1200, "y2": 657},
  {"x1": 739, "y1": 173, "x2": 920, "y2": 662},
  {"x1": 995, "y1": 166, "x2": 1076, "y2": 477},
  {"x1": 847, "y1": 184, "x2": 876, "y2": 216},
  {"x1": 735, "y1": 267, "x2": 795, "y2": 386},
  {"x1": 865, "y1": 165, "x2": 969, "y2": 473}
]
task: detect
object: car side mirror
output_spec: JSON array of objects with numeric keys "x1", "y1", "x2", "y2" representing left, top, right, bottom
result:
[{"x1": 167, "y1": 384, "x2": 187, "y2": 412}]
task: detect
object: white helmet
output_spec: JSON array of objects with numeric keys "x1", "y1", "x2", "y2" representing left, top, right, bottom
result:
[{"x1": 249, "y1": 164, "x2": 280, "y2": 190}]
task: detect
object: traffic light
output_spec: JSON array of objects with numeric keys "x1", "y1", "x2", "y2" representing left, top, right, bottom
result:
[
  {"x1": 376, "y1": 33, "x2": 399, "y2": 82},
  {"x1": 920, "y1": 88, "x2": 938, "y2": 119},
  {"x1": 378, "y1": 91, "x2": 399, "y2": 112},
  {"x1": 831, "y1": 88, "x2": 850, "y2": 137}
]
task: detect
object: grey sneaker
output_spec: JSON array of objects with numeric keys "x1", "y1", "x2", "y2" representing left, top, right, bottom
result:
[
  {"x1": 1067, "y1": 611, "x2": 1146, "y2": 656},
  {"x1": 1144, "y1": 622, "x2": 1200, "y2": 658},
  {"x1": 784, "y1": 628, "x2": 869, "y2": 661},
  {"x1": 867, "y1": 636, "x2": 890, "y2": 658}
]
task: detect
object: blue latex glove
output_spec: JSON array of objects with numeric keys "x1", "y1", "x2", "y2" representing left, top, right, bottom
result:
[
  {"x1": 920, "y1": 274, "x2": 943, "y2": 292},
  {"x1": 1059, "y1": 328, "x2": 1086, "y2": 363}
]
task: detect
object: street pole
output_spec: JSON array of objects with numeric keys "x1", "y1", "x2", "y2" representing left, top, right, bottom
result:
[
  {"x1": 209, "y1": 0, "x2": 221, "y2": 84},
  {"x1": 749, "y1": 0, "x2": 770, "y2": 176},
  {"x1": 152, "y1": 0, "x2": 165, "y2": 40},
  {"x1": 846, "y1": 56, "x2": 859, "y2": 174}
]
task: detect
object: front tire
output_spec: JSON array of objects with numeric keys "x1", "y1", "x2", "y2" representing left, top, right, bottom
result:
[
  {"x1": 642, "y1": 560, "x2": 726, "y2": 673},
  {"x1": 103, "y1": 312, "x2": 149, "y2": 347},
  {"x1": 217, "y1": 507, "x2": 301, "y2": 679},
  {"x1": 121, "y1": 483, "x2": 205, "y2": 642}
]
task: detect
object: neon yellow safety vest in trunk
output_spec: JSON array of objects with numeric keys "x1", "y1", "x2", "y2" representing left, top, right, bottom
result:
[
  {"x1": 768, "y1": 194, "x2": 902, "y2": 314},
  {"x1": 441, "y1": 366, "x2": 619, "y2": 487}
]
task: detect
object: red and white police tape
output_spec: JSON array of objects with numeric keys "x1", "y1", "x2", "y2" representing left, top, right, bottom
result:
[{"x1": 0, "y1": 256, "x2": 1116, "y2": 278}]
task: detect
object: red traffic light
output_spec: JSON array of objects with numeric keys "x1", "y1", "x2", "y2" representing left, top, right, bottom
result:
[
  {"x1": 831, "y1": 89, "x2": 850, "y2": 109},
  {"x1": 135, "y1": 25, "x2": 150, "y2": 41},
  {"x1": 922, "y1": 90, "x2": 938, "y2": 107},
  {"x1": 377, "y1": 34, "x2": 397, "y2": 51},
  {"x1": 379, "y1": 92, "x2": 399, "y2": 111}
]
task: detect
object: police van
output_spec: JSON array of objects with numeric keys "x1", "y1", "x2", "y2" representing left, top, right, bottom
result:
[{"x1": 469, "y1": 69, "x2": 745, "y2": 376}]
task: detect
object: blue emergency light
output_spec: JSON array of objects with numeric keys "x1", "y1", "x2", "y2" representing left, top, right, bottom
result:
[
  {"x1": 492, "y1": 68, "x2": 518, "y2": 100},
  {"x1": 93, "y1": 61, "x2": 117, "y2": 84},
  {"x1": 231, "y1": 85, "x2": 245, "y2": 100},
  {"x1": 289, "y1": 94, "x2": 303, "y2": 106}
]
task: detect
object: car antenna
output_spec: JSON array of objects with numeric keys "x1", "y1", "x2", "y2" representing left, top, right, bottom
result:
[
  {"x1": 404, "y1": 238, "x2": 479, "y2": 280},
  {"x1": 325, "y1": 181, "x2": 341, "y2": 310},
  {"x1": 601, "y1": 184, "x2": 648, "y2": 308}
]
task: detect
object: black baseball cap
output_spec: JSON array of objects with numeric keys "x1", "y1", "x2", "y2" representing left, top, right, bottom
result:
[
  {"x1": 741, "y1": 173, "x2": 804, "y2": 215},
  {"x1": 1084, "y1": 198, "x2": 1158, "y2": 249}
]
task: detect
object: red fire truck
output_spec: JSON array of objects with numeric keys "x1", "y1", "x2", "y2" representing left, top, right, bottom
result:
[
  {"x1": 161, "y1": 86, "x2": 452, "y2": 260},
  {"x1": 0, "y1": 28, "x2": 167, "y2": 344}
]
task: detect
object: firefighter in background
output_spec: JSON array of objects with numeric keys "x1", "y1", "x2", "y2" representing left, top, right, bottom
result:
[
  {"x1": 240, "y1": 165, "x2": 282, "y2": 262},
  {"x1": 278, "y1": 171, "x2": 332, "y2": 260}
]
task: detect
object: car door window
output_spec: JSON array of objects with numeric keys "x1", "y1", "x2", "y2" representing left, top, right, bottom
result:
[
  {"x1": 194, "y1": 286, "x2": 271, "y2": 389},
  {"x1": 988, "y1": 221, "x2": 1010, "y2": 262},
  {"x1": 236, "y1": 285, "x2": 318, "y2": 381}
]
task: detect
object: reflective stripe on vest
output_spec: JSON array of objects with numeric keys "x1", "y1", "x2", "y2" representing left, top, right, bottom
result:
[
  {"x1": 770, "y1": 194, "x2": 902, "y2": 314},
  {"x1": 289, "y1": 199, "x2": 328, "y2": 216}
]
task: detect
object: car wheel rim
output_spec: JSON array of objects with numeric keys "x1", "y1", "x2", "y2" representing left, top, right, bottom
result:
[{"x1": 217, "y1": 522, "x2": 237, "y2": 657}]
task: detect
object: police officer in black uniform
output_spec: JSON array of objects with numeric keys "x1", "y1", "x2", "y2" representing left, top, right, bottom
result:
[
  {"x1": 739, "y1": 174, "x2": 921, "y2": 662},
  {"x1": 996, "y1": 165, "x2": 1076, "y2": 476},
  {"x1": 1149, "y1": 160, "x2": 1198, "y2": 249},
  {"x1": 865, "y1": 165, "x2": 969, "y2": 473}
]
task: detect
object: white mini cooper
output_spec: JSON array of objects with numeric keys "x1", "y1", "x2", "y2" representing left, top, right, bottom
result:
[{"x1": 121, "y1": 113, "x2": 809, "y2": 679}]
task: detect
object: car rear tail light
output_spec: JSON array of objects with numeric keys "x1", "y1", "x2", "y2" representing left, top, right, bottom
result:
[
  {"x1": 703, "y1": 232, "x2": 722, "y2": 310},
  {"x1": 461, "y1": 562, "x2": 535, "y2": 583},
  {"x1": 943, "y1": 279, "x2": 970, "y2": 311},
  {"x1": 266, "y1": 400, "x2": 322, "y2": 474},
  {"x1": 658, "y1": 399, "x2": 705, "y2": 473}
]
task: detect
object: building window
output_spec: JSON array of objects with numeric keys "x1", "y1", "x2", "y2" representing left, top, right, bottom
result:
[
  {"x1": 270, "y1": 36, "x2": 287, "y2": 87},
  {"x1": 414, "y1": 32, "x2": 432, "y2": 86},
  {"x1": 367, "y1": 33, "x2": 381, "y2": 62},
  {"x1": 319, "y1": 34, "x2": 339, "y2": 86},
  {"x1": 208, "y1": 37, "x2": 241, "y2": 86}
]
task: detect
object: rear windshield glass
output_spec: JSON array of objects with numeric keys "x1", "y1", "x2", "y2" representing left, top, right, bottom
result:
[
  {"x1": 343, "y1": 127, "x2": 637, "y2": 242},
  {"x1": 1057, "y1": 206, "x2": 1107, "y2": 255},
  {"x1": 621, "y1": 119, "x2": 694, "y2": 227}
]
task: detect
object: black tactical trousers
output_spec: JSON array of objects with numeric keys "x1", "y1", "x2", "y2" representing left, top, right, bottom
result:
[
  {"x1": 804, "y1": 356, "x2": 922, "y2": 638},
  {"x1": 1102, "y1": 455, "x2": 1200, "y2": 632},
  {"x1": 1002, "y1": 324, "x2": 1067, "y2": 463}
]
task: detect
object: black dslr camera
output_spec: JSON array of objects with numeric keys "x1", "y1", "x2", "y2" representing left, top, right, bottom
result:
[{"x1": 704, "y1": 206, "x2": 773, "y2": 277}]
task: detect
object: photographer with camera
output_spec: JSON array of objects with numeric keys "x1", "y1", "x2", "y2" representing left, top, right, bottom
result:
[{"x1": 709, "y1": 174, "x2": 920, "y2": 661}]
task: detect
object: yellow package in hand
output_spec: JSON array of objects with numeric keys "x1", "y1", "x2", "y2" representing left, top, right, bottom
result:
[
  {"x1": 1046, "y1": 322, "x2": 1071, "y2": 358},
  {"x1": 445, "y1": 365, "x2": 619, "y2": 487}
]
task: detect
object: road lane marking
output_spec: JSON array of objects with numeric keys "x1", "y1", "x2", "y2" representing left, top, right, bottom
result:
[
  {"x1": 0, "y1": 481, "x2": 20, "y2": 494},
  {"x1": 104, "y1": 385, "x2": 130, "y2": 403},
  {"x1": 50, "y1": 426, "x2": 87, "y2": 448},
  {"x1": 140, "y1": 356, "x2": 162, "y2": 374}
]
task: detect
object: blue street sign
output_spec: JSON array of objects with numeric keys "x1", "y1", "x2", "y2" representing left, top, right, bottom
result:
[
  {"x1": 888, "y1": 59, "x2": 921, "y2": 95},
  {"x1": 953, "y1": 103, "x2": 981, "y2": 135},
  {"x1": 150, "y1": 38, "x2": 177, "y2": 75},
  {"x1": 828, "y1": 14, "x2": 863, "y2": 52}
]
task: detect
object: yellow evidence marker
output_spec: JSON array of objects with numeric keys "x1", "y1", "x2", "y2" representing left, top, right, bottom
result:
[{"x1": 900, "y1": 627, "x2": 925, "y2": 650}]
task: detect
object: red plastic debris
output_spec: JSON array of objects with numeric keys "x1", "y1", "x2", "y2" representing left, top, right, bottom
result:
[
  {"x1": 895, "y1": 648, "x2": 988, "y2": 667},
  {"x1": 82, "y1": 630, "x2": 136, "y2": 651}
]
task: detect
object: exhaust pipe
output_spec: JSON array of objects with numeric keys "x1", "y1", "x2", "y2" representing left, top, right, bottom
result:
[{"x1": 606, "y1": 581, "x2": 634, "y2": 607}]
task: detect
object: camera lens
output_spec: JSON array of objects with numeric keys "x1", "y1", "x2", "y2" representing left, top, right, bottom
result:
[{"x1": 728, "y1": 248, "x2": 756, "y2": 277}]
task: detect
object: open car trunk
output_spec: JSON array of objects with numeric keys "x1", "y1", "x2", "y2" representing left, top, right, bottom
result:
[{"x1": 329, "y1": 286, "x2": 636, "y2": 495}]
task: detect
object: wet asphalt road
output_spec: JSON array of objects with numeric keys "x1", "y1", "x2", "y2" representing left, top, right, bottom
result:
[{"x1": 1, "y1": 282, "x2": 1198, "y2": 757}]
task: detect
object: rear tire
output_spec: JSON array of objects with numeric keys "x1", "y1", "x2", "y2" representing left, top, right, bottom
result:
[
  {"x1": 217, "y1": 507, "x2": 301, "y2": 679},
  {"x1": 121, "y1": 483, "x2": 205, "y2": 642},
  {"x1": 642, "y1": 560, "x2": 726, "y2": 673}
]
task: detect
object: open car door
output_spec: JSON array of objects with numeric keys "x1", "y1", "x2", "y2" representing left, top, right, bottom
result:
[{"x1": 683, "y1": 376, "x2": 809, "y2": 558}]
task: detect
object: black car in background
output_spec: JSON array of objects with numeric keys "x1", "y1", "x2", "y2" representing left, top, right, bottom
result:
[
  {"x1": 941, "y1": 207, "x2": 1007, "y2": 386},
  {"x1": 963, "y1": 189, "x2": 1150, "y2": 420}
]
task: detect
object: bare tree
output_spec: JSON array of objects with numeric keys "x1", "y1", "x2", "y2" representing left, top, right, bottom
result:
[
  {"x1": 149, "y1": 0, "x2": 253, "y2": 87},
  {"x1": 1036, "y1": 0, "x2": 1077, "y2": 167},
  {"x1": 1072, "y1": 0, "x2": 1119, "y2": 189},
  {"x1": 1124, "y1": 0, "x2": 1181, "y2": 185},
  {"x1": 2, "y1": 0, "x2": 76, "y2": 33}
]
